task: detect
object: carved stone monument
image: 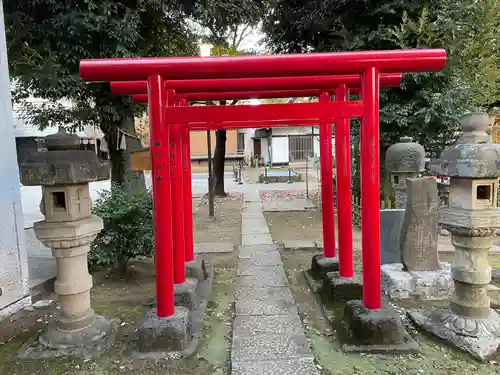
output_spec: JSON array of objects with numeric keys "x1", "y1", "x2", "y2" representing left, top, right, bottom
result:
[
  {"x1": 381, "y1": 176, "x2": 453, "y2": 300},
  {"x1": 381, "y1": 137, "x2": 425, "y2": 265},
  {"x1": 18, "y1": 127, "x2": 118, "y2": 359},
  {"x1": 408, "y1": 113, "x2": 500, "y2": 360},
  {"x1": 400, "y1": 176, "x2": 440, "y2": 271}
]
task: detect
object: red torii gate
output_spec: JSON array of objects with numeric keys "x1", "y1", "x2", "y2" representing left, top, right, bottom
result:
[
  {"x1": 80, "y1": 49, "x2": 446, "y2": 318},
  {"x1": 113, "y1": 74, "x2": 402, "y2": 296}
]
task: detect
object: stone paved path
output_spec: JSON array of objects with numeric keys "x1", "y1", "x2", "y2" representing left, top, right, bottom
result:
[{"x1": 231, "y1": 189, "x2": 319, "y2": 375}]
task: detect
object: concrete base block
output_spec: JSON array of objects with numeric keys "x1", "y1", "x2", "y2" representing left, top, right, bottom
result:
[
  {"x1": 185, "y1": 259, "x2": 207, "y2": 281},
  {"x1": 18, "y1": 315, "x2": 119, "y2": 359},
  {"x1": 408, "y1": 308, "x2": 500, "y2": 361},
  {"x1": 342, "y1": 300, "x2": 418, "y2": 353},
  {"x1": 174, "y1": 278, "x2": 199, "y2": 311},
  {"x1": 323, "y1": 272, "x2": 363, "y2": 301},
  {"x1": 310, "y1": 254, "x2": 339, "y2": 280},
  {"x1": 381, "y1": 263, "x2": 453, "y2": 300},
  {"x1": 136, "y1": 307, "x2": 191, "y2": 353}
]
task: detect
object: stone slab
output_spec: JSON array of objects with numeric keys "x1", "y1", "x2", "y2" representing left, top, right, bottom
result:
[
  {"x1": 235, "y1": 286, "x2": 294, "y2": 302},
  {"x1": 237, "y1": 272, "x2": 288, "y2": 287},
  {"x1": 282, "y1": 240, "x2": 317, "y2": 251},
  {"x1": 241, "y1": 233, "x2": 274, "y2": 246},
  {"x1": 238, "y1": 251, "x2": 281, "y2": 267},
  {"x1": 242, "y1": 202, "x2": 263, "y2": 213},
  {"x1": 232, "y1": 358, "x2": 320, "y2": 375},
  {"x1": 233, "y1": 314, "x2": 303, "y2": 336},
  {"x1": 381, "y1": 263, "x2": 453, "y2": 300},
  {"x1": 241, "y1": 211, "x2": 266, "y2": 220},
  {"x1": 194, "y1": 242, "x2": 234, "y2": 254},
  {"x1": 241, "y1": 218, "x2": 270, "y2": 235},
  {"x1": 237, "y1": 253, "x2": 282, "y2": 267},
  {"x1": 380, "y1": 209, "x2": 405, "y2": 265},
  {"x1": 231, "y1": 333, "x2": 313, "y2": 362},
  {"x1": 235, "y1": 287, "x2": 296, "y2": 315},
  {"x1": 237, "y1": 263, "x2": 286, "y2": 277}
]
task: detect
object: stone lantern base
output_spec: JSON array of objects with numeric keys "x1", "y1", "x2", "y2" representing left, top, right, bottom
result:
[
  {"x1": 408, "y1": 308, "x2": 500, "y2": 361},
  {"x1": 18, "y1": 315, "x2": 119, "y2": 360}
]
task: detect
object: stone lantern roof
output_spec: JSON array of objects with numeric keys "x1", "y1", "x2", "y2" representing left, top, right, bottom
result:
[
  {"x1": 431, "y1": 113, "x2": 500, "y2": 178},
  {"x1": 385, "y1": 136, "x2": 425, "y2": 173},
  {"x1": 19, "y1": 127, "x2": 110, "y2": 186}
]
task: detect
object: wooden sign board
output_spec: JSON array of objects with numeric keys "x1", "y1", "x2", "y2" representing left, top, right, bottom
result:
[{"x1": 131, "y1": 148, "x2": 152, "y2": 171}]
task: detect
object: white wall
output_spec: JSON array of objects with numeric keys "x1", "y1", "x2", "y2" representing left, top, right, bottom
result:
[
  {"x1": 272, "y1": 126, "x2": 317, "y2": 137},
  {"x1": 0, "y1": 2, "x2": 31, "y2": 317},
  {"x1": 271, "y1": 137, "x2": 289, "y2": 164}
]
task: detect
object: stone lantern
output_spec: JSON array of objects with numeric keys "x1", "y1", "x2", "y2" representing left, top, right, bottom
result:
[
  {"x1": 385, "y1": 136, "x2": 425, "y2": 208},
  {"x1": 409, "y1": 113, "x2": 500, "y2": 360},
  {"x1": 18, "y1": 127, "x2": 117, "y2": 359}
]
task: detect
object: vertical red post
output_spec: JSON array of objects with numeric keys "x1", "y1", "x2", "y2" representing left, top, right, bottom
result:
[
  {"x1": 334, "y1": 84, "x2": 354, "y2": 278},
  {"x1": 168, "y1": 90, "x2": 186, "y2": 284},
  {"x1": 148, "y1": 75, "x2": 174, "y2": 317},
  {"x1": 180, "y1": 98, "x2": 194, "y2": 263},
  {"x1": 319, "y1": 92, "x2": 336, "y2": 259},
  {"x1": 360, "y1": 67, "x2": 382, "y2": 310}
]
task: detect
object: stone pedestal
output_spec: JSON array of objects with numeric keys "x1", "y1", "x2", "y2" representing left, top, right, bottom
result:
[
  {"x1": 381, "y1": 263, "x2": 453, "y2": 300},
  {"x1": 409, "y1": 113, "x2": 500, "y2": 361},
  {"x1": 310, "y1": 254, "x2": 339, "y2": 280},
  {"x1": 342, "y1": 300, "x2": 418, "y2": 353},
  {"x1": 323, "y1": 272, "x2": 363, "y2": 301},
  {"x1": 17, "y1": 128, "x2": 117, "y2": 359}
]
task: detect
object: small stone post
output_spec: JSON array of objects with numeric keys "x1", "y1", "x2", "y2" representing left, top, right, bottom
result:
[
  {"x1": 385, "y1": 136, "x2": 425, "y2": 208},
  {"x1": 18, "y1": 127, "x2": 118, "y2": 359},
  {"x1": 409, "y1": 113, "x2": 500, "y2": 360}
]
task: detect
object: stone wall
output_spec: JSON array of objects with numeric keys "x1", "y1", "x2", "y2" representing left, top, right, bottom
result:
[{"x1": 0, "y1": 1, "x2": 31, "y2": 318}]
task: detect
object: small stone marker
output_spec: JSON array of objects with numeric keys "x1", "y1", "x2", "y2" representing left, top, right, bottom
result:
[
  {"x1": 380, "y1": 209, "x2": 405, "y2": 264},
  {"x1": 399, "y1": 176, "x2": 440, "y2": 271}
]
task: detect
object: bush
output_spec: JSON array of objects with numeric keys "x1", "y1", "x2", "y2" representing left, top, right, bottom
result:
[{"x1": 89, "y1": 184, "x2": 154, "y2": 274}]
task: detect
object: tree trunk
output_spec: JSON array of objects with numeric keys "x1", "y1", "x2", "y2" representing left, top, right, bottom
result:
[
  {"x1": 213, "y1": 129, "x2": 227, "y2": 196},
  {"x1": 103, "y1": 110, "x2": 146, "y2": 193},
  {"x1": 121, "y1": 113, "x2": 146, "y2": 193}
]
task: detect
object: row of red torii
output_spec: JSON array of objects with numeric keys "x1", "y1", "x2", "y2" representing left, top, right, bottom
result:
[{"x1": 79, "y1": 49, "x2": 447, "y2": 317}]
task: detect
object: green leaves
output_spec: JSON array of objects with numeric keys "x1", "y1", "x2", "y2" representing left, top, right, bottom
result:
[{"x1": 89, "y1": 184, "x2": 154, "y2": 272}]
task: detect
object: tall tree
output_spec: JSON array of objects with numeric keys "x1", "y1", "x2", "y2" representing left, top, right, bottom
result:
[
  {"x1": 191, "y1": 0, "x2": 268, "y2": 196},
  {"x1": 5, "y1": 0, "x2": 198, "y2": 191},
  {"x1": 264, "y1": 0, "x2": 499, "y2": 197}
]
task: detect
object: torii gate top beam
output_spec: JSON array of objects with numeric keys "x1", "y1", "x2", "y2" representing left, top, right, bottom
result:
[
  {"x1": 80, "y1": 49, "x2": 446, "y2": 82},
  {"x1": 110, "y1": 74, "x2": 402, "y2": 95}
]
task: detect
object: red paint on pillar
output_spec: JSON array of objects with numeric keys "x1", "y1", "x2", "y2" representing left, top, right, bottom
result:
[
  {"x1": 148, "y1": 75, "x2": 174, "y2": 317},
  {"x1": 334, "y1": 84, "x2": 354, "y2": 278},
  {"x1": 319, "y1": 92, "x2": 336, "y2": 259},
  {"x1": 180, "y1": 98, "x2": 195, "y2": 263},
  {"x1": 360, "y1": 67, "x2": 382, "y2": 310},
  {"x1": 168, "y1": 91, "x2": 186, "y2": 284}
]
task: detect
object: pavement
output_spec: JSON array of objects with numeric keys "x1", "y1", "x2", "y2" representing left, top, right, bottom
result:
[{"x1": 231, "y1": 188, "x2": 319, "y2": 375}]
